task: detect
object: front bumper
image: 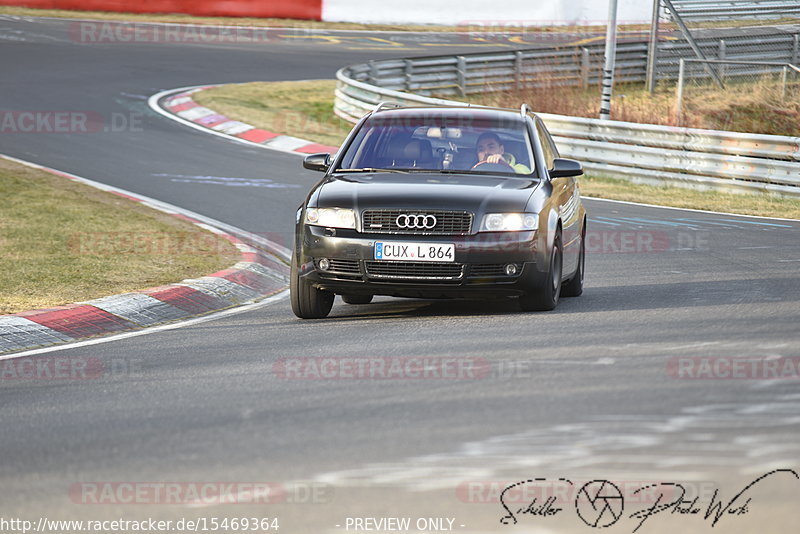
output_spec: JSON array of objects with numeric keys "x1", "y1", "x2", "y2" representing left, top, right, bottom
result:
[{"x1": 296, "y1": 226, "x2": 549, "y2": 298}]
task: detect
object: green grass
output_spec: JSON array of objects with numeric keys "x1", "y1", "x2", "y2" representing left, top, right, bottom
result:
[
  {"x1": 579, "y1": 175, "x2": 800, "y2": 219},
  {"x1": 194, "y1": 80, "x2": 352, "y2": 147},
  {"x1": 194, "y1": 80, "x2": 800, "y2": 220},
  {"x1": 0, "y1": 158, "x2": 240, "y2": 314}
]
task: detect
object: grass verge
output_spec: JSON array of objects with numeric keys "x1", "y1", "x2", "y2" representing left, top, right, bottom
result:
[
  {"x1": 193, "y1": 80, "x2": 800, "y2": 220},
  {"x1": 0, "y1": 157, "x2": 240, "y2": 314},
  {"x1": 193, "y1": 80, "x2": 352, "y2": 147},
  {"x1": 580, "y1": 175, "x2": 800, "y2": 219}
]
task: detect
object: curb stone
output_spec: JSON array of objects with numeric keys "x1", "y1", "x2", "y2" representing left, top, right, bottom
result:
[{"x1": 159, "y1": 86, "x2": 339, "y2": 154}]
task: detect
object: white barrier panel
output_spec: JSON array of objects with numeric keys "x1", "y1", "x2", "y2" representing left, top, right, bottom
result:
[{"x1": 322, "y1": 0, "x2": 651, "y2": 26}]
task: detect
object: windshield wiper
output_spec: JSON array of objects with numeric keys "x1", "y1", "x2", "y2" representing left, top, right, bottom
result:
[
  {"x1": 339, "y1": 168, "x2": 463, "y2": 174},
  {"x1": 435, "y1": 169, "x2": 520, "y2": 176},
  {"x1": 335, "y1": 168, "x2": 409, "y2": 174}
]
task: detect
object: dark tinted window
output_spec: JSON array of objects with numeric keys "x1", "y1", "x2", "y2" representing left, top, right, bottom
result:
[{"x1": 338, "y1": 112, "x2": 535, "y2": 176}]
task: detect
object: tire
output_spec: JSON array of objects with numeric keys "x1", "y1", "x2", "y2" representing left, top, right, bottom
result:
[
  {"x1": 341, "y1": 294, "x2": 373, "y2": 305},
  {"x1": 519, "y1": 231, "x2": 562, "y2": 312},
  {"x1": 290, "y1": 252, "x2": 334, "y2": 319},
  {"x1": 561, "y1": 224, "x2": 585, "y2": 298}
]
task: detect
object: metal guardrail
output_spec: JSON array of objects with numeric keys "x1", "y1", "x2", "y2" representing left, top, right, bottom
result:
[
  {"x1": 335, "y1": 50, "x2": 800, "y2": 197},
  {"x1": 346, "y1": 30, "x2": 800, "y2": 97}
]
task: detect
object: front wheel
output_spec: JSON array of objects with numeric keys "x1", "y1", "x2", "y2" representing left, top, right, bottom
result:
[
  {"x1": 519, "y1": 232, "x2": 562, "y2": 312},
  {"x1": 290, "y1": 252, "x2": 334, "y2": 319},
  {"x1": 562, "y1": 225, "x2": 585, "y2": 298}
]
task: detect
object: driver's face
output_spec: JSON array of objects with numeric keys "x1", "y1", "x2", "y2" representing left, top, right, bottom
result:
[{"x1": 477, "y1": 138, "x2": 504, "y2": 161}]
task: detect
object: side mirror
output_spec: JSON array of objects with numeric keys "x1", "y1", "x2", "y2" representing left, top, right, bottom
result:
[
  {"x1": 549, "y1": 158, "x2": 583, "y2": 178},
  {"x1": 303, "y1": 153, "x2": 331, "y2": 172}
]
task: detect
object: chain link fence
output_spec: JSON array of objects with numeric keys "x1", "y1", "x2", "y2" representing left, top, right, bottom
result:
[
  {"x1": 651, "y1": 0, "x2": 800, "y2": 87},
  {"x1": 641, "y1": 1, "x2": 800, "y2": 132},
  {"x1": 675, "y1": 59, "x2": 800, "y2": 129}
]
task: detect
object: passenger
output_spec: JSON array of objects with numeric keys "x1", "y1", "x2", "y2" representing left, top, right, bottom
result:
[{"x1": 475, "y1": 132, "x2": 531, "y2": 174}]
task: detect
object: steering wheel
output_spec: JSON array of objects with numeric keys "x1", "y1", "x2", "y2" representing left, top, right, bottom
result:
[{"x1": 471, "y1": 160, "x2": 512, "y2": 172}]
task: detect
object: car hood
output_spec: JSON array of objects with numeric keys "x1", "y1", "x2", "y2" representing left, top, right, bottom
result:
[{"x1": 315, "y1": 172, "x2": 540, "y2": 213}]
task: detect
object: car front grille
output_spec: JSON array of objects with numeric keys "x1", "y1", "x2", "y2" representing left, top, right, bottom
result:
[
  {"x1": 365, "y1": 261, "x2": 464, "y2": 280},
  {"x1": 361, "y1": 210, "x2": 473, "y2": 235}
]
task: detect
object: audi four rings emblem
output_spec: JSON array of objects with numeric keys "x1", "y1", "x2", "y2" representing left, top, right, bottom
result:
[{"x1": 396, "y1": 214, "x2": 437, "y2": 229}]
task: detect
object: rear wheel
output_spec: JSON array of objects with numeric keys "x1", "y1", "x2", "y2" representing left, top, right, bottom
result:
[
  {"x1": 341, "y1": 294, "x2": 373, "y2": 305},
  {"x1": 562, "y1": 223, "x2": 585, "y2": 298},
  {"x1": 519, "y1": 231, "x2": 562, "y2": 312},
  {"x1": 290, "y1": 252, "x2": 334, "y2": 319}
]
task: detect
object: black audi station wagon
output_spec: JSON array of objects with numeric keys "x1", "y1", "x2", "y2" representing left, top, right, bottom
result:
[{"x1": 291, "y1": 104, "x2": 586, "y2": 318}]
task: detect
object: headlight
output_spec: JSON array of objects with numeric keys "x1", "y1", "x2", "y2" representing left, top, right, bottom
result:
[
  {"x1": 480, "y1": 213, "x2": 538, "y2": 232},
  {"x1": 306, "y1": 208, "x2": 356, "y2": 229}
]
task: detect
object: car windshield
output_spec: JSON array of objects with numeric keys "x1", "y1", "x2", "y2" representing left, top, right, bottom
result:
[{"x1": 336, "y1": 112, "x2": 536, "y2": 176}]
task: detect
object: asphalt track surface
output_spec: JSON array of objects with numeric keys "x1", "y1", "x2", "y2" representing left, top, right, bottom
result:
[{"x1": 2, "y1": 15, "x2": 800, "y2": 534}]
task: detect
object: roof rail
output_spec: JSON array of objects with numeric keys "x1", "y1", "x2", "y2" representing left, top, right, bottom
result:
[
  {"x1": 372, "y1": 101, "x2": 404, "y2": 113},
  {"x1": 520, "y1": 103, "x2": 532, "y2": 118}
]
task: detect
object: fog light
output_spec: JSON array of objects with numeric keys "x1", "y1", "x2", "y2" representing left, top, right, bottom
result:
[
  {"x1": 318, "y1": 258, "x2": 330, "y2": 271},
  {"x1": 505, "y1": 263, "x2": 518, "y2": 276}
]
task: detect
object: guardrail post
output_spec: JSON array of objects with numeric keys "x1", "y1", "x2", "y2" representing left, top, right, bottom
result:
[
  {"x1": 404, "y1": 59, "x2": 413, "y2": 91},
  {"x1": 645, "y1": 0, "x2": 661, "y2": 94},
  {"x1": 598, "y1": 0, "x2": 619, "y2": 120},
  {"x1": 793, "y1": 35, "x2": 799, "y2": 66},
  {"x1": 456, "y1": 56, "x2": 467, "y2": 97},
  {"x1": 718, "y1": 39, "x2": 726, "y2": 82},
  {"x1": 514, "y1": 51, "x2": 523, "y2": 92},
  {"x1": 782, "y1": 65, "x2": 788, "y2": 100},
  {"x1": 676, "y1": 58, "x2": 685, "y2": 127},
  {"x1": 368, "y1": 60, "x2": 379, "y2": 85},
  {"x1": 581, "y1": 48, "x2": 590, "y2": 89}
]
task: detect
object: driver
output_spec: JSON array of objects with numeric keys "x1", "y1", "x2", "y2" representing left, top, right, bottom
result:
[{"x1": 475, "y1": 132, "x2": 531, "y2": 174}]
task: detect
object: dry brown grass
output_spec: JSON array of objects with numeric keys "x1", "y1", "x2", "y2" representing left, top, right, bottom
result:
[{"x1": 470, "y1": 74, "x2": 800, "y2": 136}]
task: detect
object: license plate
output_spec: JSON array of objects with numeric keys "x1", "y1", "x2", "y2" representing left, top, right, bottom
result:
[{"x1": 374, "y1": 242, "x2": 455, "y2": 262}]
